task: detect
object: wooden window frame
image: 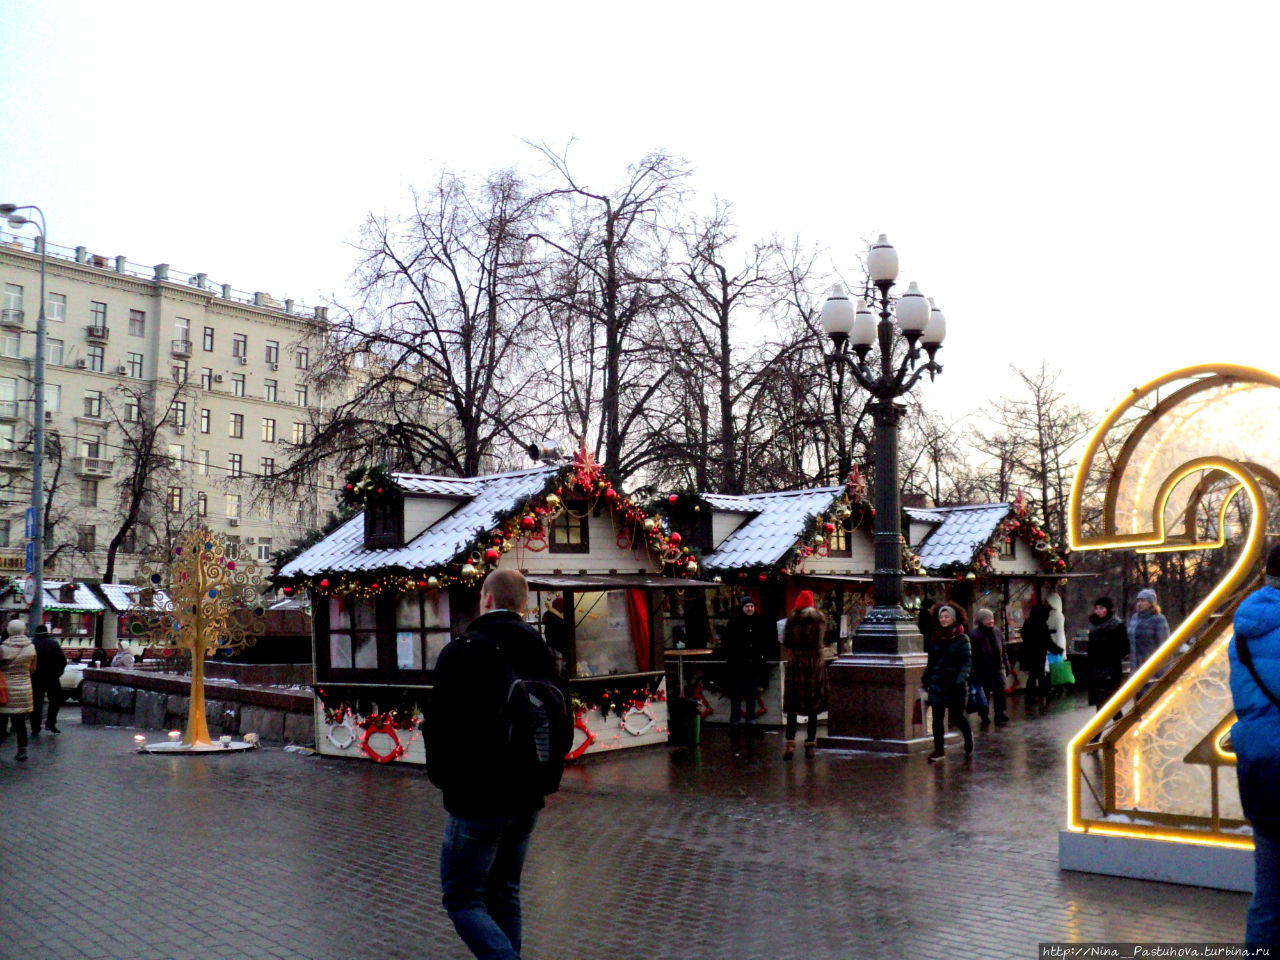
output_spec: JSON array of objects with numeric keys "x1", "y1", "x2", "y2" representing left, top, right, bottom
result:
[
  {"x1": 826, "y1": 517, "x2": 854, "y2": 558},
  {"x1": 549, "y1": 500, "x2": 590, "y2": 554},
  {"x1": 363, "y1": 492, "x2": 404, "y2": 549}
]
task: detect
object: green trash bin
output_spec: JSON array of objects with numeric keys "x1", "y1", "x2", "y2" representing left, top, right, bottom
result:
[{"x1": 670, "y1": 697, "x2": 701, "y2": 745}]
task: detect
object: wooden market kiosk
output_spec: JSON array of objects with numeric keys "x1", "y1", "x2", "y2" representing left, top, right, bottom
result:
[{"x1": 277, "y1": 454, "x2": 711, "y2": 764}]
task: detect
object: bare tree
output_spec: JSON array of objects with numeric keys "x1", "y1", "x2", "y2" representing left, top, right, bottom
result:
[{"x1": 280, "y1": 169, "x2": 547, "y2": 484}]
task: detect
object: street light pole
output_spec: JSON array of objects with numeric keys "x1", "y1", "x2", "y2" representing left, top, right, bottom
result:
[
  {"x1": 819, "y1": 234, "x2": 948, "y2": 751},
  {"x1": 1, "y1": 203, "x2": 48, "y2": 635}
]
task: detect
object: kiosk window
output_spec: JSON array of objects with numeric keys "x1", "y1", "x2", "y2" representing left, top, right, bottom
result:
[
  {"x1": 573, "y1": 590, "x2": 637, "y2": 677},
  {"x1": 328, "y1": 596, "x2": 378, "y2": 670},
  {"x1": 395, "y1": 591, "x2": 451, "y2": 671},
  {"x1": 550, "y1": 501, "x2": 589, "y2": 553},
  {"x1": 827, "y1": 517, "x2": 854, "y2": 558}
]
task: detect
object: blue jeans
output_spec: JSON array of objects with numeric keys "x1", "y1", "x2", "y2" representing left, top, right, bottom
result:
[
  {"x1": 1249, "y1": 827, "x2": 1280, "y2": 948},
  {"x1": 441, "y1": 811, "x2": 540, "y2": 960}
]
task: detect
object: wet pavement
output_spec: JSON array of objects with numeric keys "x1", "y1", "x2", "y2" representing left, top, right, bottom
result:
[{"x1": 0, "y1": 694, "x2": 1249, "y2": 960}]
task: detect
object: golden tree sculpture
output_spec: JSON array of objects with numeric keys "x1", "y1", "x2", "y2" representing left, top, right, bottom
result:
[{"x1": 133, "y1": 528, "x2": 268, "y2": 750}]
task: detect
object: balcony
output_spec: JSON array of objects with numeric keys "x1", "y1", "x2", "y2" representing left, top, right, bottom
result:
[
  {"x1": 0, "y1": 308, "x2": 23, "y2": 329},
  {"x1": 0, "y1": 401, "x2": 19, "y2": 420},
  {"x1": 85, "y1": 324, "x2": 109, "y2": 342},
  {"x1": 73, "y1": 456, "x2": 114, "y2": 478},
  {"x1": 171, "y1": 339, "x2": 193, "y2": 358},
  {"x1": 0, "y1": 449, "x2": 31, "y2": 471}
]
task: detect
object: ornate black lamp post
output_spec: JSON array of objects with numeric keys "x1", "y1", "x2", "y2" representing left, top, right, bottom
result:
[{"x1": 819, "y1": 235, "x2": 948, "y2": 752}]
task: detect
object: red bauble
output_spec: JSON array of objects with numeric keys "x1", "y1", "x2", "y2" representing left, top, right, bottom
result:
[
  {"x1": 376, "y1": 488, "x2": 383, "y2": 495},
  {"x1": 282, "y1": 586, "x2": 293, "y2": 595},
  {"x1": 319, "y1": 579, "x2": 330, "y2": 589},
  {"x1": 604, "y1": 488, "x2": 617, "y2": 500},
  {"x1": 823, "y1": 521, "x2": 836, "y2": 533},
  {"x1": 345, "y1": 483, "x2": 354, "y2": 491},
  {"x1": 758, "y1": 574, "x2": 768, "y2": 582},
  {"x1": 521, "y1": 516, "x2": 536, "y2": 530},
  {"x1": 417, "y1": 580, "x2": 429, "y2": 589},
  {"x1": 484, "y1": 548, "x2": 500, "y2": 562},
  {"x1": 535, "y1": 506, "x2": 548, "y2": 516},
  {"x1": 669, "y1": 532, "x2": 682, "y2": 545},
  {"x1": 668, "y1": 494, "x2": 678, "y2": 503}
]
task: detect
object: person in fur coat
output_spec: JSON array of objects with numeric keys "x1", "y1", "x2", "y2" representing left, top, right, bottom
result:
[
  {"x1": 782, "y1": 590, "x2": 827, "y2": 759},
  {"x1": 0, "y1": 618, "x2": 38, "y2": 761}
]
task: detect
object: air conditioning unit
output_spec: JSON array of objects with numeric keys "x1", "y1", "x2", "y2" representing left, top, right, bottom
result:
[
  {"x1": 245, "y1": 537, "x2": 256, "y2": 545},
  {"x1": 268, "y1": 362, "x2": 278, "y2": 371},
  {"x1": 213, "y1": 374, "x2": 224, "y2": 383},
  {"x1": 228, "y1": 518, "x2": 240, "y2": 527},
  {"x1": 44, "y1": 411, "x2": 54, "y2": 422},
  {"x1": 236, "y1": 356, "x2": 247, "y2": 365},
  {"x1": 116, "y1": 364, "x2": 128, "y2": 374},
  {"x1": 174, "y1": 426, "x2": 185, "y2": 436},
  {"x1": 90, "y1": 255, "x2": 108, "y2": 268},
  {"x1": 75, "y1": 359, "x2": 87, "y2": 369}
]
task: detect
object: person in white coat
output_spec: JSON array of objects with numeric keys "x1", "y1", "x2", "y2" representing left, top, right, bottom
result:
[{"x1": 0, "y1": 619, "x2": 38, "y2": 761}]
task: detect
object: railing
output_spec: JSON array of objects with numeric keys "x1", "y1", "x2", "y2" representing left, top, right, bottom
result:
[
  {"x1": 171, "y1": 339, "x2": 193, "y2": 358},
  {"x1": 85, "y1": 324, "x2": 109, "y2": 341},
  {"x1": 0, "y1": 449, "x2": 31, "y2": 469},
  {"x1": 73, "y1": 456, "x2": 114, "y2": 478},
  {"x1": 0, "y1": 308, "x2": 24, "y2": 327}
]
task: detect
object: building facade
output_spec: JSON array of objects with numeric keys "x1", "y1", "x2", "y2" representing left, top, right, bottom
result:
[{"x1": 0, "y1": 230, "x2": 341, "y2": 583}]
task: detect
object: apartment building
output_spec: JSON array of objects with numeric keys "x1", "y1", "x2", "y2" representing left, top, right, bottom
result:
[{"x1": 0, "y1": 231, "x2": 341, "y2": 583}]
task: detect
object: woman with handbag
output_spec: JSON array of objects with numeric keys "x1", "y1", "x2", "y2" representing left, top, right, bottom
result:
[
  {"x1": 782, "y1": 591, "x2": 827, "y2": 760},
  {"x1": 923, "y1": 603, "x2": 973, "y2": 762},
  {"x1": 1019, "y1": 602, "x2": 1057, "y2": 712},
  {"x1": 0, "y1": 618, "x2": 38, "y2": 761},
  {"x1": 970, "y1": 608, "x2": 1010, "y2": 727}
]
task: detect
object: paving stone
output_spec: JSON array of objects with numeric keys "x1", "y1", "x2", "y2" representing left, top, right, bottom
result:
[{"x1": 0, "y1": 695, "x2": 1251, "y2": 960}]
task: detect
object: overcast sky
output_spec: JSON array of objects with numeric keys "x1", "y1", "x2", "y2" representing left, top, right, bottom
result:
[{"x1": 2, "y1": 2, "x2": 1276, "y2": 430}]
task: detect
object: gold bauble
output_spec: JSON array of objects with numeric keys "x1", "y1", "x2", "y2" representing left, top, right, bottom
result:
[
  {"x1": 427, "y1": 576, "x2": 440, "y2": 589},
  {"x1": 545, "y1": 493, "x2": 561, "y2": 508}
]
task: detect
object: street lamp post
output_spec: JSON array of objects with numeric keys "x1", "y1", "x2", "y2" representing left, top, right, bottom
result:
[
  {"x1": 819, "y1": 234, "x2": 948, "y2": 753},
  {"x1": 1, "y1": 203, "x2": 48, "y2": 635}
]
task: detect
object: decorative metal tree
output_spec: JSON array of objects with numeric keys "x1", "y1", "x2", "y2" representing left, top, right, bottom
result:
[{"x1": 133, "y1": 528, "x2": 268, "y2": 753}]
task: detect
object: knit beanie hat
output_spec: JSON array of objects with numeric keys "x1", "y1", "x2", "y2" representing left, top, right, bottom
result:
[
  {"x1": 1267, "y1": 545, "x2": 1280, "y2": 588},
  {"x1": 793, "y1": 590, "x2": 815, "y2": 612},
  {"x1": 1136, "y1": 588, "x2": 1158, "y2": 604},
  {"x1": 1093, "y1": 597, "x2": 1115, "y2": 614},
  {"x1": 738, "y1": 595, "x2": 756, "y2": 611}
]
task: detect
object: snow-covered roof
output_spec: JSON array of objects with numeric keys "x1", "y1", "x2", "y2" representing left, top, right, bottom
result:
[
  {"x1": 701, "y1": 487, "x2": 844, "y2": 571},
  {"x1": 42, "y1": 580, "x2": 105, "y2": 613},
  {"x1": 911, "y1": 503, "x2": 1013, "y2": 569},
  {"x1": 97, "y1": 583, "x2": 174, "y2": 613},
  {"x1": 280, "y1": 465, "x2": 562, "y2": 577}
]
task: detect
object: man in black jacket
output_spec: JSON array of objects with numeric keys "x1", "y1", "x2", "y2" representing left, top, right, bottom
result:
[
  {"x1": 427, "y1": 569, "x2": 567, "y2": 960},
  {"x1": 30, "y1": 624, "x2": 66, "y2": 736}
]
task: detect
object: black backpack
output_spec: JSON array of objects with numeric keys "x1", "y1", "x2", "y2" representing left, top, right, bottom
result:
[{"x1": 501, "y1": 670, "x2": 573, "y2": 796}]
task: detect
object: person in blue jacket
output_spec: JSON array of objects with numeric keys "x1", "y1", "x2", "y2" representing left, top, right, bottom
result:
[{"x1": 1230, "y1": 545, "x2": 1280, "y2": 948}]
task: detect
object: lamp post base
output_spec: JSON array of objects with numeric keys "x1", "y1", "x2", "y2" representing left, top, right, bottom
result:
[{"x1": 822, "y1": 647, "x2": 936, "y2": 754}]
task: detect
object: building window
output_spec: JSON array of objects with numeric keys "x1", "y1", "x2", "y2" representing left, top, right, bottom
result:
[
  {"x1": 228, "y1": 453, "x2": 243, "y2": 478},
  {"x1": 265, "y1": 340, "x2": 279, "y2": 364},
  {"x1": 224, "y1": 535, "x2": 240, "y2": 559},
  {"x1": 90, "y1": 302, "x2": 106, "y2": 327},
  {"x1": 197, "y1": 491, "x2": 207, "y2": 516},
  {"x1": 999, "y1": 533, "x2": 1016, "y2": 560},
  {"x1": 0, "y1": 519, "x2": 9, "y2": 548},
  {"x1": 128, "y1": 310, "x2": 146, "y2": 337},
  {"x1": 261, "y1": 418, "x2": 276, "y2": 443},
  {"x1": 226, "y1": 494, "x2": 240, "y2": 519},
  {"x1": 290, "y1": 501, "x2": 305, "y2": 524},
  {"x1": 199, "y1": 408, "x2": 210, "y2": 434},
  {"x1": 171, "y1": 360, "x2": 188, "y2": 383},
  {"x1": 549, "y1": 500, "x2": 589, "y2": 553},
  {"x1": 394, "y1": 591, "x2": 452, "y2": 672},
  {"x1": 168, "y1": 443, "x2": 183, "y2": 468},
  {"x1": 175, "y1": 318, "x2": 190, "y2": 342},
  {"x1": 232, "y1": 333, "x2": 247, "y2": 358},
  {"x1": 83, "y1": 390, "x2": 102, "y2": 419},
  {"x1": 0, "y1": 331, "x2": 20, "y2": 358},
  {"x1": 80, "y1": 435, "x2": 101, "y2": 458},
  {"x1": 124, "y1": 400, "x2": 140, "y2": 423},
  {"x1": 256, "y1": 537, "x2": 273, "y2": 562},
  {"x1": 263, "y1": 379, "x2": 277, "y2": 402},
  {"x1": 327, "y1": 595, "x2": 378, "y2": 670},
  {"x1": 364, "y1": 493, "x2": 404, "y2": 548},
  {"x1": 827, "y1": 518, "x2": 854, "y2": 559},
  {"x1": 87, "y1": 345, "x2": 105, "y2": 372},
  {"x1": 259, "y1": 497, "x2": 275, "y2": 520},
  {"x1": 200, "y1": 367, "x2": 213, "y2": 391},
  {"x1": 45, "y1": 338, "x2": 63, "y2": 366},
  {"x1": 47, "y1": 293, "x2": 66, "y2": 323},
  {"x1": 2, "y1": 284, "x2": 21, "y2": 315},
  {"x1": 295, "y1": 385, "x2": 308, "y2": 407},
  {"x1": 229, "y1": 413, "x2": 243, "y2": 438},
  {"x1": 77, "y1": 525, "x2": 95, "y2": 552},
  {"x1": 326, "y1": 474, "x2": 335, "y2": 488},
  {"x1": 172, "y1": 401, "x2": 186, "y2": 431},
  {"x1": 0, "y1": 424, "x2": 15, "y2": 451},
  {"x1": 259, "y1": 456, "x2": 274, "y2": 478},
  {"x1": 196, "y1": 450, "x2": 209, "y2": 475},
  {"x1": 81, "y1": 480, "x2": 98, "y2": 508},
  {"x1": 127, "y1": 352, "x2": 144, "y2": 378},
  {"x1": 292, "y1": 421, "x2": 308, "y2": 445},
  {"x1": 231, "y1": 374, "x2": 245, "y2": 398},
  {"x1": 169, "y1": 487, "x2": 183, "y2": 513},
  {"x1": 202, "y1": 327, "x2": 214, "y2": 352},
  {"x1": 296, "y1": 347, "x2": 309, "y2": 370},
  {"x1": 44, "y1": 383, "x2": 61, "y2": 412}
]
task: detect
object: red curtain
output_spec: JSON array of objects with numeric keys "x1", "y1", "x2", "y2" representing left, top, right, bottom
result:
[{"x1": 626, "y1": 589, "x2": 650, "y2": 670}]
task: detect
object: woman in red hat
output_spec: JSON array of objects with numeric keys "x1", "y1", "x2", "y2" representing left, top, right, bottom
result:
[{"x1": 782, "y1": 590, "x2": 827, "y2": 759}]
